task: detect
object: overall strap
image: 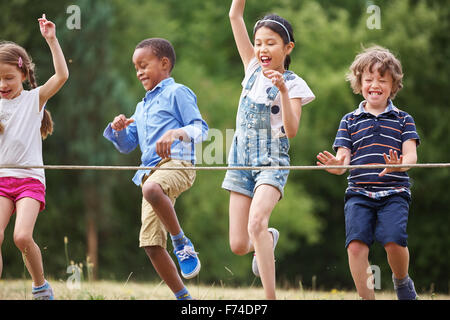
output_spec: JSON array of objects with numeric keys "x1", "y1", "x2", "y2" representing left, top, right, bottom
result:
[{"x1": 243, "y1": 66, "x2": 262, "y2": 93}]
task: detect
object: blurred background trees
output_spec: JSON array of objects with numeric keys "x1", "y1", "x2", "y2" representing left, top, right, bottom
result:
[{"x1": 1, "y1": 0, "x2": 448, "y2": 293}]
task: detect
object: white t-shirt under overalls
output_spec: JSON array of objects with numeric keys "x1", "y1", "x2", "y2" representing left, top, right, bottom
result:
[{"x1": 240, "y1": 58, "x2": 315, "y2": 138}]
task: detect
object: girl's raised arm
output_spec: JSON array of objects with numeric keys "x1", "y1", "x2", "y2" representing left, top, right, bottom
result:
[
  {"x1": 229, "y1": 0, "x2": 254, "y2": 70},
  {"x1": 38, "y1": 14, "x2": 69, "y2": 110}
]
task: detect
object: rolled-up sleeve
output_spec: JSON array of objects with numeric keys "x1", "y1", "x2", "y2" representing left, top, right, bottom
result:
[
  {"x1": 103, "y1": 121, "x2": 139, "y2": 154},
  {"x1": 181, "y1": 120, "x2": 209, "y2": 144},
  {"x1": 174, "y1": 86, "x2": 209, "y2": 143}
]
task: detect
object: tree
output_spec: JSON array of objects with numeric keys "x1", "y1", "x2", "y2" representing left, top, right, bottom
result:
[
  {"x1": 43, "y1": 0, "x2": 132, "y2": 279},
  {"x1": 1, "y1": 0, "x2": 447, "y2": 293}
]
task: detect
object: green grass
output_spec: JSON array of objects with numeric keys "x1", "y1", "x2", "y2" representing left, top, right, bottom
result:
[{"x1": 0, "y1": 279, "x2": 448, "y2": 300}]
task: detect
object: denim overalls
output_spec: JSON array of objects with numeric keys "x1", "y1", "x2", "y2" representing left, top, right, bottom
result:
[{"x1": 222, "y1": 66, "x2": 291, "y2": 199}]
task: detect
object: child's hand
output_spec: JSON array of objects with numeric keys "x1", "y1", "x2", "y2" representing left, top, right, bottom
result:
[
  {"x1": 111, "y1": 114, "x2": 134, "y2": 131},
  {"x1": 317, "y1": 150, "x2": 345, "y2": 166},
  {"x1": 379, "y1": 149, "x2": 403, "y2": 177},
  {"x1": 38, "y1": 14, "x2": 56, "y2": 40},
  {"x1": 263, "y1": 69, "x2": 288, "y2": 92},
  {"x1": 156, "y1": 129, "x2": 185, "y2": 159},
  {"x1": 316, "y1": 150, "x2": 348, "y2": 175}
]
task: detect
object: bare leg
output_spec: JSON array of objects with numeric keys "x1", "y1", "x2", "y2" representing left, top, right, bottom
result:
[
  {"x1": 228, "y1": 191, "x2": 253, "y2": 255},
  {"x1": 144, "y1": 245, "x2": 186, "y2": 294},
  {"x1": 14, "y1": 198, "x2": 45, "y2": 287},
  {"x1": 248, "y1": 185, "x2": 280, "y2": 300},
  {"x1": 384, "y1": 242, "x2": 409, "y2": 279},
  {"x1": 0, "y1": 197, "x2": 14, "y2": 278},
  {"x1": 347, "y1": 240, "x2": 375, "y2": 300},
  {"x1": 142, "y1": 181, "x2": 181, "y2": 236}
]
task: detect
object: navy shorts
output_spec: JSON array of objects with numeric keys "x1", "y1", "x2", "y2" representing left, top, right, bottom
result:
[{"x1": 344, "y1": 194, "x2": 410, "y2": 248}]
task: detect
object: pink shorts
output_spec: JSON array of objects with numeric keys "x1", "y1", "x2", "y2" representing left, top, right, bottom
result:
[{"x1": 0, "y1": 177, "x2": 46, "y2": 213}]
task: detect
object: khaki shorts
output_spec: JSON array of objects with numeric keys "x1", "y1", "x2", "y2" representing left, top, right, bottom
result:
[{"x1": 139, "y1": 159, "x2": 196, "y2": 248}]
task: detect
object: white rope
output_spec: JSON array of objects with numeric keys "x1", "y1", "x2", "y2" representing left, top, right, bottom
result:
[{"x1": 0, "y1": 163, "x2": 449, "y2": 171}]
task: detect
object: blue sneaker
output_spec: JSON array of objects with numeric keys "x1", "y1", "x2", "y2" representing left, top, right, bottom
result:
[
  {"x1": 393, "y1": 275, "x2": 418, "y2": 300},
  {"x1": 174, "y1": 239, "x2": 201, "y2": 279},
  {"x1": 32, "y1": 280, "x2": 55, "y2": 300},
  {"x1": 252, "y1": 228, "x2": 279, "y2": 277}
]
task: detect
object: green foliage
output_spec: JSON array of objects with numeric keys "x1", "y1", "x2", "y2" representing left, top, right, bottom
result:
[{"x1": 1, "y1": 0, "x2": 448, "y2": 293}]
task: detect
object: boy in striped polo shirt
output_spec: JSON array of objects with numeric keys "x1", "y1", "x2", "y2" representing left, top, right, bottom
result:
[{"x1": 316, "y1": 46, "x2": 420, "y2": 300}]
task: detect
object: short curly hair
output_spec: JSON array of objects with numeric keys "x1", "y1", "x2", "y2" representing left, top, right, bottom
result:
[
  {"x1": 136, "y1": 38, "x2": 176, "y2": 72},
  {"x1": 346, "y1": 46, "x2": 403, "y2": 99}
]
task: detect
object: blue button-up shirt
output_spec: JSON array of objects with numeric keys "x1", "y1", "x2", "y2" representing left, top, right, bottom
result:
[{"x1": 104, "y1": 77, "x2": 208, "y2": 186}]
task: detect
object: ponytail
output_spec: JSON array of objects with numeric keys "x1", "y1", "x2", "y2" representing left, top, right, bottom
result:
[
  {"x1": 28, "y1": 66, "x2": 38, "y2": 89},
  {"x1": 284, "y1": 55, "x2": 291, "y2": 70},
  {"x1": 40, "y1": 109, "x2": 53, "y2": 140}
]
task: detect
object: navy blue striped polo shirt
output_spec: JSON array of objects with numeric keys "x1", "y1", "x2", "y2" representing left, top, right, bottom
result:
[{"x1": 333, "y1": 100, "x2": 420, "y2": 198}]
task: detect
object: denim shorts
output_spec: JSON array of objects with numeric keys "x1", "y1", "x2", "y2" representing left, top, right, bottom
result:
[
  {"x1": 222, "y1": 134, "x2": 290, "y2": 199},
  {"x1": 344, "y1": 193, "x2": 410, "y2": 248},
  {"x1": 222, "y1": 166, "x2": 290, "y2": 199}
]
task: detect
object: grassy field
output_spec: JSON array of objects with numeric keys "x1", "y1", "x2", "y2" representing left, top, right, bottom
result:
[{"x1": 0, "y1": 279, "x2": 448, "y2": 300}]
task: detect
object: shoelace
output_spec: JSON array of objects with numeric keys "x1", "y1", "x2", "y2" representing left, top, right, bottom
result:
[{"x1": 176, "y1": 245, "x2": 199, "y2": 261}]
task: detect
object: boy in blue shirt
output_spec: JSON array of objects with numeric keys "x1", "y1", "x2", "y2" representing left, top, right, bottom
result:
[
  {"x1": 104, "y1": 38, "x2": 208, "y2": 300},
  {"x1": 316, "y1": 46, "x2": 419, "y2": 300}
]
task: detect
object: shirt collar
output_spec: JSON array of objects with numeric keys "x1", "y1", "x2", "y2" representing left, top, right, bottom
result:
[
  {"x1": 143, "y1": 77, "x2": 174, "y2": 102},
  {"x1": 354, "y1": 99, "x2": 399, "y2": 117}
]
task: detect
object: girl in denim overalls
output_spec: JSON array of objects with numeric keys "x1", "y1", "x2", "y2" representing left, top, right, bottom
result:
[{"x1": 222, "y1": 0, "x2": 315, "y2": 299}]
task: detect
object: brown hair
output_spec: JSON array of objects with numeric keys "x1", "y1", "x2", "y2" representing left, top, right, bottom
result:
[
  {"x1": 0, "y1": 41, "x2": 53, "y2": 139},
  {"x1": 346, "y1": 45, "x2": 403, "y2": 99}
]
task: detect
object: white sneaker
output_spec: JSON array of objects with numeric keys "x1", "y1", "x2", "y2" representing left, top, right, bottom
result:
[
  {"x1": 252, "y1": 228, "x2": 279, "y2": 277},
  {"x1": 32, "y1": 280, "x2": 55, "y2": 300}
]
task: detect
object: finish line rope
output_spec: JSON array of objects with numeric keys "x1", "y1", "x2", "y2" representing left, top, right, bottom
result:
[{"x1": 0, "y1": 163, "x2": 449, "y2": 171}]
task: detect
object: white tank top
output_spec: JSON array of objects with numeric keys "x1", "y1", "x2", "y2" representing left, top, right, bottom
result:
[{"x1": 0, "y1": 87, "x2": 45, "y2": 186}]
